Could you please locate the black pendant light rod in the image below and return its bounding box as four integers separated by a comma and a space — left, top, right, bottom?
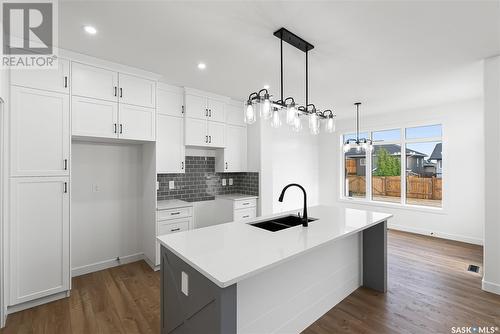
355, 102, 361, 142
306, 49, 308, 112
280, 34, 284, 104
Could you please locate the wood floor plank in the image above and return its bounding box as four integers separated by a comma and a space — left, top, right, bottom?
2, 230, 500, 334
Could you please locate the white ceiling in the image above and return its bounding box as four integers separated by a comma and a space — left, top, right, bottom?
59, 1, 500, 118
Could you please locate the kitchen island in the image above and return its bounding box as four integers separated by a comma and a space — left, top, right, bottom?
157, 205, 392, 334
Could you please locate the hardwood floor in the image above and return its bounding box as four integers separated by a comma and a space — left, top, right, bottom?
2, 230, 500, 334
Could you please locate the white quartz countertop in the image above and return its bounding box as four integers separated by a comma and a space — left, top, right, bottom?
215, 193, 258, 201
157, 205, 392, 288
157, 199, 192, 210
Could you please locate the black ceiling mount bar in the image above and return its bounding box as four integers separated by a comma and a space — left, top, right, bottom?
273, 28, 314, 53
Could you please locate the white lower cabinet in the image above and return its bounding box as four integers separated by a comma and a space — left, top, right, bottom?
9, 177, 70, 306
216, 196, 258, 223
157, 114, 185, 173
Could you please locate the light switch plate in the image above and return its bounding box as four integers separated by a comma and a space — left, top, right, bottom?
181, 271, 189, 296
229, 178, 233, 186
222, 179, 227, 186
169, 181, 175, 190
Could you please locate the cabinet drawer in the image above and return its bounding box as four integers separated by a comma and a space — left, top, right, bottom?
234, 207, 256, 222
157, 207, 192, 220
234, 198, 256, 210
158, 219, 189, 236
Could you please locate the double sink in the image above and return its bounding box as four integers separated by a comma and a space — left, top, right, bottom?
250, 215, 317, 232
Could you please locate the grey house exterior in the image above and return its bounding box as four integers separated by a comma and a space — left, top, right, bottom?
429, 143, 443, 177
345, 144, 427, 176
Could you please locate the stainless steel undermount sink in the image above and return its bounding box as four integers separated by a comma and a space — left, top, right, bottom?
250, 215, 317, 232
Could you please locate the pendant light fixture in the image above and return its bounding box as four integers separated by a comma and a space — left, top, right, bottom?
244, 28, 336, 135
343, 102, 372, 152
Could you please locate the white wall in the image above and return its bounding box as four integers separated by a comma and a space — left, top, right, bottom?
71, 141, 144, 276
319, 98, 484, 245
483, 55, 500, 295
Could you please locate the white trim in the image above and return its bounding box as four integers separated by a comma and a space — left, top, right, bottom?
6, 290, 69, 315
338, 198, 446, 215
482, 279, 500, 295
0, 97, 4, 328
388, 223, 482, 245
71, 253, 144, 277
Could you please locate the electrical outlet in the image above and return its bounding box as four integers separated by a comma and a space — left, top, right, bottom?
229, 178, 233, 186
181, 271, 189, 296
222, 179, 227, 186
169, 181, 175, 190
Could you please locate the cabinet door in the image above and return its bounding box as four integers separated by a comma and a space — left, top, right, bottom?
10, 86, 69, 176
11, 58, 70, 94
184, 94, 207, 120
157, 115, 185, 173
72, 62, 118, 102
208, 121, 225, 148
9, 177, 70, 305
207, 98, 225, 123
155, 217, 192, 266
72, 96, 118, 139
118, 73, 156, 108
226, 103, 245, 126
185, 118, 208, 147
118, 104, 155, 141
157, 86, 184, 117
225, 125, 247, 172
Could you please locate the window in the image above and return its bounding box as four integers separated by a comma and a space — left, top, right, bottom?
343, 125, 442, 208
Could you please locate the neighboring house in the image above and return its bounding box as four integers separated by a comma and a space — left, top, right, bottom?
345, 144, 427, 176
423, 160, 437, 176
429, 143, 443, 177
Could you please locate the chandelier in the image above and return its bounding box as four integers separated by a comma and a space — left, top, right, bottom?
343, 102, 373, 152
243, 28, 336, 135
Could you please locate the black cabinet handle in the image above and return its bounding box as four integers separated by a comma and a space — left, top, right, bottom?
205, 135, 208, 143
242, 215, 250, 218
170, 212, 181, 215
113, 123, 117, 133
225, 162, 228, 170
120, 124, 123, 134
64, 182, 68, 193
181, 105, 185, 114
170, 228, 181, 232
114, 86, 117, 97
120, 87, 123, 98
64, 76, 68, 88
181, 161, 184, 170
209, 109, 212, 117
64, 159, 68, 170
209, 135, 212, 143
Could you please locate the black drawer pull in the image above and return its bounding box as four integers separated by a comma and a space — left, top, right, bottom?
242, 215, 250, 218
170, 228, 181, 232
242, 202, 250, 205
170, 212, 181, 215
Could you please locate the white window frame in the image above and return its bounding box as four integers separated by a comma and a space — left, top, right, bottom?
340, 123, 444, 213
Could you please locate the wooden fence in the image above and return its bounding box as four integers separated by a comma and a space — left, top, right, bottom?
347, 175, 442, 200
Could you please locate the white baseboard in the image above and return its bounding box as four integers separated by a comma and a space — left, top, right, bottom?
388, 223, 483, 245
71, 253, 144, 277
7, 290, 69, 315
482, 279, 500, 295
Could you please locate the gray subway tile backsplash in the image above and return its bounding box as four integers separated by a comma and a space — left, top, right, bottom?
157, 156, 259, 202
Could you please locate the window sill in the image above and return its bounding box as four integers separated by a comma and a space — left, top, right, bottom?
338, 197, 447, 215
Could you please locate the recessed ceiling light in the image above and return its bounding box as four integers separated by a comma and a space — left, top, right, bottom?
197, 63, 206, 70
263, 84, 270, 89
83, 25, 97, 35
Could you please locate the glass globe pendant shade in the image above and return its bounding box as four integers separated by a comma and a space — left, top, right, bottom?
292, 113, 302, 132
260, 95, 272, 120
270, 108, 282, 128
286, 102, 297, 125
325, 116, 336, 133
244, 100, 256, 124
309, 112, 320, 135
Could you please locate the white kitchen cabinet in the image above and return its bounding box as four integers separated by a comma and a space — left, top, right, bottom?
118, 104, 155, 141
118, 73, 156, 108
9, 177, 70, 305
185, 118, 225, 148
72, 62, 118, 102
216, 125, 247, 172
185, 93, 226, 123
157, 114, 185, 173
226, 101, 245, 126
207, 98, 226, 123
72, 96, 118, 139
207, 121, 226, 147
10, 86, 70, 177
157, 84, 184, 117
216, 196, 258, 223
11, 58, 70, 94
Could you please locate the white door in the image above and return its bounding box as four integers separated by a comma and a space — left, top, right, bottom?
157, 86, 184, 117
10, 86, 69, 177
9, 177, 70, 305
225, 125, 247, 172
118, 104, 155, 141
208, 121, 225, 148
184, 94, 207, 120
11, 58, 70, 94
185, 118, 208, 147
157, 115, 185, 173
118, 73, 156, 108
226, 103, 245, 126
207, 98, 225, 123
72, 96, 118, 139
72, 62, 118, 102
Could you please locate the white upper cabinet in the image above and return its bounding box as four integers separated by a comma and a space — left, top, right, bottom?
72, 96, 118, 139
207, 121, 226, 148
185, 118, 208, 147
11, 58, 70, 94
226, 100, 245, 126
184, 94, 208, 120
118, 73, 156, 108
157, 114, 185, 173
9, 177, 70, 305
157, 83, 184, 117
10, 86, 70, 177
118, 104, 156, 141
207, 98, 225, 123
71, 62, 118, 102
216, 125, 247, 172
